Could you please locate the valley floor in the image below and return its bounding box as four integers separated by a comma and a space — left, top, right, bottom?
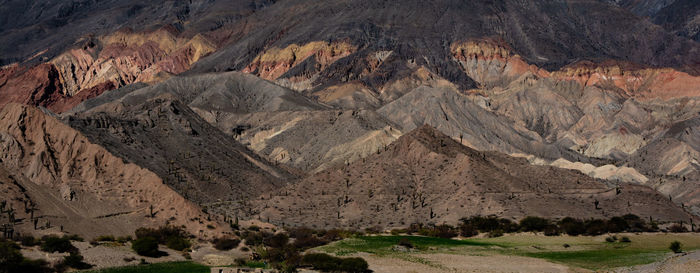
315, 233, 700, 273
15, 233, 700, 273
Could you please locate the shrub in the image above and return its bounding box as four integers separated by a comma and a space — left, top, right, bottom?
669, 241, 682, 253
95, 235, 115, 242
558, 217, 585, 236
301, 253, 368, 273
430, 224, 457, 238
0, 239, 52, 273
19, 235, 39, 247
243, 231, 265, 246
605, 236, 617, 243
265, 245, 301, 265
116, 236, 132, 244
166, 237, 191, 251
584, 219, 607, 236
213, 237, 241, 251
338, 257, 369, 273
487, 230, 504, 238
668, 224, 688, 233
460, 216, 517, 233
301, 253, 342, 271
292, 233, 326, 250
519, 216, 549, 232
62, 234, 84, 242
40, 236, 77, 253
620, 236, 631, 243
622, 214, 652, 232
289, 227, 315, 239
135, 226, 188, 244
61, 252, 93, 270
407, 223, 422, 234
607, 217, 629, 233
131, 237, 163, 257
264, 233, 289, 248
390, 229, 406, 235
465, 216, 500, 232
398, 238, 414, 248
544, 225, 560, 236
459, 223, 478, 237
364, 226, 382, 234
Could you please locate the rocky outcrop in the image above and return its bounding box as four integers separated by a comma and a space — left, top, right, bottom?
0, 103, 225, 238
451, 40, 549, 88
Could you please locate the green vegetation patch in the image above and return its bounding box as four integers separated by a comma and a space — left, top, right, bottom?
83, 261, 209, 273
319, 235, 500, 256
525, 249, 665, 270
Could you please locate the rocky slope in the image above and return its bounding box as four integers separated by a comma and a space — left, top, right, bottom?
64, 92, 291, 212
0, 103, 224, 238
611, 0, 700, 41
67, 72, 402, 173
254, 126, 694, 228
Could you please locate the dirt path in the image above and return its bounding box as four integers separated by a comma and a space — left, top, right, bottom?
614, 250, 700, 273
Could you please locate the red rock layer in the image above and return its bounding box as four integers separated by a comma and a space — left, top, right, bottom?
243, 41, 356, 81
0, 27, 216, 113
450, 40, 700, 101
0, 64, 64, 110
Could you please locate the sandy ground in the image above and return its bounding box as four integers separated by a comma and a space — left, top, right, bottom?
21, 241, 186, 269
19, 238, 255, 269
613, 250, 700, 273
356, 252, 588, 273
190, 242, 250, 266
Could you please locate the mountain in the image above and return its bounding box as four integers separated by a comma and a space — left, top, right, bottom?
254, 125, 693, 228
0, 103, 224, 238
63, 77, 295, 210
3, 0, 700, 113
1, 0, 699, 239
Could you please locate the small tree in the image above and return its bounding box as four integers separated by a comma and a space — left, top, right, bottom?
398, 238, 414, 248
40, 236, 77, 253
166, 237, 191, 251
519, 216, 549, 232
132, 237, 163, 257
61, 252, 93, 270
669, 241, 682, 253
213, 237, 241, 251
338, 257, 369, 273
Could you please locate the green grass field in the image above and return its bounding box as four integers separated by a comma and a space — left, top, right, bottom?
318, 235, 502, 256
317, 233, 700, 270
82, 261, 209, 273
